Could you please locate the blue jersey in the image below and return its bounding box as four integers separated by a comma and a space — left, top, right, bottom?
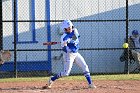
61, 28, 80, 53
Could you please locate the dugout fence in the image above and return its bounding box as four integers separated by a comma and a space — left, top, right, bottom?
0, 0, 140, 78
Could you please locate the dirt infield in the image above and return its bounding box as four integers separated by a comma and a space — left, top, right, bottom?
0, 80, 140, 93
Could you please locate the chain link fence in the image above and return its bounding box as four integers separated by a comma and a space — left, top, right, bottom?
0, 0, 140, 78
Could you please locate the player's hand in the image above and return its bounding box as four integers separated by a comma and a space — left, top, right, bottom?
63, 38, 71, 46
63, 41, 67, 46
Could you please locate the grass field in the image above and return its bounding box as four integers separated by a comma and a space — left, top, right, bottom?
0, 74, 139, 83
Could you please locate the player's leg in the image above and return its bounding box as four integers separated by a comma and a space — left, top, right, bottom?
47, 52, 76, 88
74, 53, 96, 88
61, 52, 77, 76
51, 52, 76, 79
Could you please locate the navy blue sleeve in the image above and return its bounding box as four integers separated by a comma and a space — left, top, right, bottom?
62, 46, 67, 53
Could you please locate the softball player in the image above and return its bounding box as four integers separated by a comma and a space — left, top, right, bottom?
47, 20, 96, 89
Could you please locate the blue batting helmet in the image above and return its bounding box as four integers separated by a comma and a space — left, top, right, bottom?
132, 30, 139, 35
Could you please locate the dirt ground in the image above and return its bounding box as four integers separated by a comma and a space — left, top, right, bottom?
0, 80, 140, 93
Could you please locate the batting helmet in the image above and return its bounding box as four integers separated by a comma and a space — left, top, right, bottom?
61, 20, 73, 30
132, 30, 139, 35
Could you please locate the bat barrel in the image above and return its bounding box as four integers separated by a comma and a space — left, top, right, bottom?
43, 42, 61, 45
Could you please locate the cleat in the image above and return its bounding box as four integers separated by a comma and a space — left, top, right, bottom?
48, 76, 53, 88
88, 84, 96, 89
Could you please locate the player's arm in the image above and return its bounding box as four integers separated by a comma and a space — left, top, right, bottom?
73, 28, 80, 38
61, 35, 69, 53
71, 28, 80, 45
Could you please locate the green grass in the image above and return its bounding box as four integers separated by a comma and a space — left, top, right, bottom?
0, 74, 139, 83
0, 77, 48, 83
64, 74, 140, 81
93, 74, 140, 80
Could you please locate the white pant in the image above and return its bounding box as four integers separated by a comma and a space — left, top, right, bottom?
60, 52, 90, 77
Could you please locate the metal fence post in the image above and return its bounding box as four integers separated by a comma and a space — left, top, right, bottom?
125, 0, 129, 74
0, 0, 3, 50
14, 0, 17, 78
